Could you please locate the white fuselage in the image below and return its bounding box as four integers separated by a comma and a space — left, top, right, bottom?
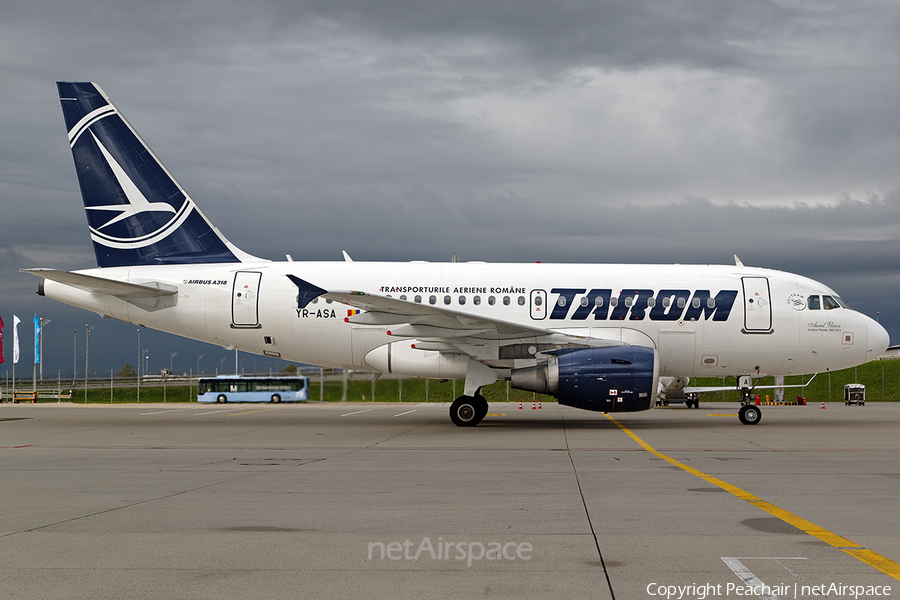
42, 260, 888, 380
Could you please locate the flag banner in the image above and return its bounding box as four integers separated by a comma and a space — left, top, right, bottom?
0, 315, 4, 364
34, 315, 41, 365
13, 315, 21, 364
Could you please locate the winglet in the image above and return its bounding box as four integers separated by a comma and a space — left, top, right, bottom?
287, 275, 328, 309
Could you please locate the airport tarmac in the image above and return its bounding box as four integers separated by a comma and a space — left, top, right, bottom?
1, 400, 898, 600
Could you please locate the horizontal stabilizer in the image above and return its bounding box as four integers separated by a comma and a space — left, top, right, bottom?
22, 269, 177, 297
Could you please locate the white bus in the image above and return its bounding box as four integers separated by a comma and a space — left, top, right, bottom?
197, 376, 309, 403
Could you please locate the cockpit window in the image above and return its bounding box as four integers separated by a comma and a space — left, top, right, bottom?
808, 295, 820, 310
834, 296, 851, 309
822, 295, 841, 310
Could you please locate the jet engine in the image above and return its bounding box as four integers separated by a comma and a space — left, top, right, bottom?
510, 346, 658, 413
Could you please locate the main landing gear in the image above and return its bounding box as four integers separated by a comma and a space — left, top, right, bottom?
738, 386, 762, 425
450, 393, 489, 427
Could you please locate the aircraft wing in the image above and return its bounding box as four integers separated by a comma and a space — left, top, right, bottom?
684, 374, 818, 394
288, 275, 623, 351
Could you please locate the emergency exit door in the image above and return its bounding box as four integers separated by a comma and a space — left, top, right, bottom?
232, 271, 262, 328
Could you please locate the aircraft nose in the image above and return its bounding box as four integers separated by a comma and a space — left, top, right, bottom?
867, 318, 890, 359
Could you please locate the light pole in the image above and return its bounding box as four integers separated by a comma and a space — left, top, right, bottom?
73, 330, 77, 381
39, 318, 50, 381
143, 351, 150, 379
220, 356, 226, 375
170, 352, 177, 374
197, 354, 204, 376
84, 324, 94, 402
136, 329, 141, 403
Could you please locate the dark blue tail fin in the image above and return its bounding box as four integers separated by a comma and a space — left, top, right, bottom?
57, 82, 254, 267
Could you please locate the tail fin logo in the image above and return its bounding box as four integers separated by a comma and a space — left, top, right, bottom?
69, 109, 194, 250
87, 132, 178, 230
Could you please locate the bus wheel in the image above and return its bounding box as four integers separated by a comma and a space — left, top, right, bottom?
217, 394, 227, 403
271, 394, 282, 403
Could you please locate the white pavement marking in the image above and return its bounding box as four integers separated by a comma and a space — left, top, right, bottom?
721, 557, 807, 600
340, 409, 372, 417
192, 408, 244, 416
392, 410, 416, 417
139, 409, 196, 415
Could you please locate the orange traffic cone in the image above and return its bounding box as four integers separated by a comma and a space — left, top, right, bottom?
537, 401, 542, 410
821, 401, 825, 409
518, 400, 523, 410
531, 401, 536, 410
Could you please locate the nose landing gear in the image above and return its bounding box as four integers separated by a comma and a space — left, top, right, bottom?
738, 386, 762, 425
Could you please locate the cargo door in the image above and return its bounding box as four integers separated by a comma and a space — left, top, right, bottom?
232, 271, 262, 328
658, 331, 696, 375
742, 276, 772, 332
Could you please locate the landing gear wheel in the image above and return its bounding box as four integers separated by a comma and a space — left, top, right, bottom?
450, 395, 483, 427
217, 394, 227, 404
738, 405, 761, 425
474, 394, 488, 422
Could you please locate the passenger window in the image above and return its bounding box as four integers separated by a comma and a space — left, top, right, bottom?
473, 296, 481, 306
458, 295, 466, 305
594, 296, 603, 308
580, 297, 589, 307
534, 296, 543, 306
444, 295, 451, 305
807, 295, 820, 310
662, 297, 671, 308
488, 296, 496, 306
503, 296, 510, 306
414, 295, 422, 303
647, 297, 655, 308
518, 296, 525, 306
677, 298, 686, 309
609, 297, 618, 307
429, 295, 437, 305
624, 296, 634, 308
400, 295, 407, 301
691, 298, 700, 309
557, 296, 566, 307
706, 298, 715, 309
823, 295, 840, 310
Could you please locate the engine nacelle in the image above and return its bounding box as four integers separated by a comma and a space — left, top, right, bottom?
511, 346, 659, 413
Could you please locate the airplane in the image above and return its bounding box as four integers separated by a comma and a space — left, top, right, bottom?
23, 81, 890, 427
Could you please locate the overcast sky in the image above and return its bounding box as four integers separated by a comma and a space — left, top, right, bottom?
2, 0, 899, 378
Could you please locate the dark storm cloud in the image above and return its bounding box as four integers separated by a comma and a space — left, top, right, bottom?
2, 0, 900, 373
